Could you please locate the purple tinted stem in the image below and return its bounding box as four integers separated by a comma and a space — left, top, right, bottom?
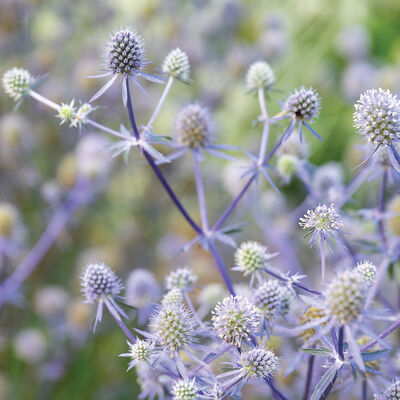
125, 79, 202, 234
105, 300, 136, 343
360, 317, 400, 352
378, 168, 388, 250
302, 354, 315, 400
338, 326, 344, 361
192, 152, 209, 231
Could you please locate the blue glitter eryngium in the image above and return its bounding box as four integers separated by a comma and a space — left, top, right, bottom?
375, 380, 400, 400
2, 68, 33, 101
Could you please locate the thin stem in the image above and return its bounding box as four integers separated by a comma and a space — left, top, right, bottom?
338, 326, 344, 361
321, 372, 338, 400
320, 237, 326, 290
257, 88, 270, 164
147, 76, 174, 128
0, 186, 88, 308
183, 290, 204, 327
360, 317, 400, 352
189, 344, 231, 376
105, 300, 136, 343
365, 257, 390, 309
362, 379, 367, 400
208, 240, 235, 296
192, 152, 209, 231
377, 167, 388, 251
125, 78, 202, 234
265, 130, 287, 163
29, 90, 60, 111
302, 354, 315, 400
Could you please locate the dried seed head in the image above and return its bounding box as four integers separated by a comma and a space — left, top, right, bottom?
2, 68, 33, 101
172, 379, 199, 400
175, 103, 213, 148
354, 88, 400, 147
239, 347, 280, 380
165, 267, 197, 291
104, 28, 145, 76
285, 87, 321, 122
354, 261, 377, 287
162, 48, 190, 80
212, 295, 260, 346
325, 270, 366, 324
81, 263, 123, 303
246, 61, 275, 91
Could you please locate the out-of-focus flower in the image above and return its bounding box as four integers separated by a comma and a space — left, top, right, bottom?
126, 269, 161, 308
165, 267, 197, 291
354, 261, 377, 287
162, 48, 190, 81
245, 61, 275, 92
388, 195, 400, 236
335, 25, 370, 61
34, 285, 70, 319
14, 329, 46, 363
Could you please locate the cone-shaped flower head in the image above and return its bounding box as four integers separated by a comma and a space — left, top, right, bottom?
285, 87, 321, 122
162, 48, 190, 80
376, 380, 400, 400
172, 379, 199, 400
354, 88, 400, 147
81, 263, 123, 303
325, 270, 366, 325
254, 280, 281, 320
175, 103, 213, 148
165, 267, 197, 291
246, 61, 275, 91
354, 261, 377, 287
104, 28, 145, 76
239, 347, 280, 381
151, 305, 196, 353
2, 68, 33, 101
212, 295, 260, 346
161, 288, 183, 307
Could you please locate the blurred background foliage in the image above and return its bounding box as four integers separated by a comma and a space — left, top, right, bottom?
1, 0, 400, 399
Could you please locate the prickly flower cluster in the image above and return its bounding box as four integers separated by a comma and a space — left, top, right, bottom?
285, 86, 321, 122
212, 295, 260, 346
2, 68, 32, 101
175, 103, 213, 148
354, 260, 377, 287
325, 269, 366, 324
165, 267, 197, 290
376, 380, 400, 400
245, 61, 275, 92
238, 347, 280, 381
57, 100, 77, 126
81, 263, 124, 303
162, 48, 190, 81
172, 379, 198, 400
161, 288, 183, 307
253, 280, 282, 319
354, 88, 400, 147
120, 339, 154, 370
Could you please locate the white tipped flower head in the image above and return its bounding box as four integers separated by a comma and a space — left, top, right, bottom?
233, 241, 278, 280
165, 267, 197, 291
299, 203, 343, 245
254, 280, 281, 320
354, 88, 400, 147
238, 347, 280, 381
104, 28, 145, 77
376, 380, 400, 400
151, 305, 196, 353
57, 100, 77, 126
162, 48, 190, 81
2, 68, 33, 101
285, 87, 321, 122
212, 295, 260, 346
175, 103, 213, 148
81, 263, 123, 303
354, 261, 377, 287
161, 288, 183, 307
325, 270, 366, 325
172, 378, 199, 400
246, 61, 275, 92
74, 103, 93, 127
120, 339, 154, 370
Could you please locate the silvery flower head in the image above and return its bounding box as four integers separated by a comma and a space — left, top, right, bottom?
175, 103, 213, 149
299, 203, 343, 245
151, 304, 196, 353
353, 88, 400, 171
212, 295, 260, 347
120, 339, 154, 371
161, 288, 183, 307
162, 48, 190, 81
325, 269, 366, 325
283, 87, 322, 141
2, 68, 33, 101
253, 280, 281, 320
312, 162, 344, 202
232, 241, 278, 284
89, 27, 163, 103
57, 100, 77, 127
245, 61, 275, 92
375, 380, 400, 400
172, 379, 199, 400
354, 260, 377, 287
165, 267, 197, 291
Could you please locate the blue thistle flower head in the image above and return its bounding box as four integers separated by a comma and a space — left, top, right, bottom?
375, 380, 400, 400
165, 267, 197, 291
238, 347, 280, 381
253, 280, 282, 320
161, 288, 183, 307
162, 48, 190, 81
354, 260, 377, 287
120, 339, 155, 371
172, 378, 199, 400
285, 87, 321, 123
2, 68, 33, 101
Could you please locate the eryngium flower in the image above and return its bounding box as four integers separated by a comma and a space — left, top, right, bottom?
104, 28, 145, 76
299, 203, 343, 244
376, 380, 400, 400
246, 61, 275, 92
354, 88, 400, 147
233, 241, 278, 279
175, 103, 213, 148
161, 288, 183, 307
172, 379, 198, 400
325, 270, 366, 325
254, 280, 281, 320
126, 269, 160, 308
165, 267, 197, 291
212, 295, 260, 346
285, 87, 321, 122
238, 347, 280, 381
57, 100, 77, 126
162, 48, 190, 81
151, 305, 196, 353
81, 263, 123, 303
354, 261, 377, 287
2, 68, 33, 101
120, 339, 154, 370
